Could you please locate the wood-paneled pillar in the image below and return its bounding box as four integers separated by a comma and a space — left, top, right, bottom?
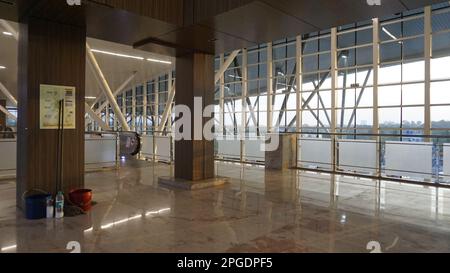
175, 52, 215, 181
16, 17, 86, 209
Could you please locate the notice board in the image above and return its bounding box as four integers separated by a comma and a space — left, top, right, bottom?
40, 84, 76, 129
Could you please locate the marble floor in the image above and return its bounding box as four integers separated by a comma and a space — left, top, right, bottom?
1, 160, 450, 253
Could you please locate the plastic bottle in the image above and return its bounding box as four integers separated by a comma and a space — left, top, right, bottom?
46, 196, 54, 218
55, 191, 64, 219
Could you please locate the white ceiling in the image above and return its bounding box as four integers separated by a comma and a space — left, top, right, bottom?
0, 20, 175, 107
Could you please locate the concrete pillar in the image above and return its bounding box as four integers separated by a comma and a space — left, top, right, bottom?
265, 134, 297, 170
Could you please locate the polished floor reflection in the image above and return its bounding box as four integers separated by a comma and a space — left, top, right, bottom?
1, 160, 450, 253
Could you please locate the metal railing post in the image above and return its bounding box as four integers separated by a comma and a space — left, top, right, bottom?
153, 133, 156, 163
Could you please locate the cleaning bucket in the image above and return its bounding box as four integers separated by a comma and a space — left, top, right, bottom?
25, 194, 52, 220
69, 189, 93, 212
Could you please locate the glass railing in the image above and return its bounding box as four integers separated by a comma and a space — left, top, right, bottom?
0, 131, 120, 179
214, 135, 266, 163
140, 131, 173, 163
296, 132, 450, 185
73, 129, 450, 186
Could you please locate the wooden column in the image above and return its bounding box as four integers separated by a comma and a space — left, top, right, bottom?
16, 17, 86, 208
175, 52, 215, 181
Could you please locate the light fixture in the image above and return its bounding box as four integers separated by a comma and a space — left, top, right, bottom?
0, 66, 6, 69
90, 49, 144, 60
146, 58, 172, 65
2, 31, 13, 36
90, 48, 172, 64
85, 96, 96, 100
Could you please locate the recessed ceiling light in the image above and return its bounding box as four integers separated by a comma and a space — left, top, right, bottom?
0, 66, 6, 69
90, 49, 171, 64
2, 31, 13, 36
146, 58, 171, 65
90, 49, 144, 60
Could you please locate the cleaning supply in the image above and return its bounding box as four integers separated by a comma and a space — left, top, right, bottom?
46, 195, 54, 218
55, 191, 64, 219
25, 194, 52, 220
69, 189, 93, 212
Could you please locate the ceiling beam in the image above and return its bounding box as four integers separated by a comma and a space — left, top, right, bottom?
86, 42, 131, 131
215, 50, 240, 84
0, 81, 17, 107
0, 104, 16, 121
85, 102, 110, 131
0, 19, 18, 40
92, 71, 138, 115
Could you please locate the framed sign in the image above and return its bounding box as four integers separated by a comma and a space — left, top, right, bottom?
40, 84, 76, 129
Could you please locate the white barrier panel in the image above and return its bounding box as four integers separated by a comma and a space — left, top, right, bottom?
216, 137, 241, 160
299, 138, 332, 169
141, 135, 172, 162
338, 139, 377, 174
444, 144, 450, 179
243, 138, 265, 161
85, 136, 116, 165
385, 141, 432, 180
155, 136, 171, 162
0, 139, 16, 178
1, 136, 117, 178
141, 135, 154, 156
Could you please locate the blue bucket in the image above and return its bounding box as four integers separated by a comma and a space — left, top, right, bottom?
25, 194, 51, 220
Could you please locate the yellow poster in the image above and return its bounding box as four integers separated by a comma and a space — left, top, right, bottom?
40, 84, 76, 129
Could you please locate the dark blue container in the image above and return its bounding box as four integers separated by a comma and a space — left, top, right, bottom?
25, 194, 51, 220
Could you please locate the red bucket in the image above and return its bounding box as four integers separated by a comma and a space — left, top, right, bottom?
69, 189, 93, 212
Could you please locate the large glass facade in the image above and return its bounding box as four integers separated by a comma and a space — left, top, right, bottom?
212, 3, 450, 140
85, 3, 450, 183
87, 3, 450, 137
88, 70, 175, 134
87, 3, 450, 138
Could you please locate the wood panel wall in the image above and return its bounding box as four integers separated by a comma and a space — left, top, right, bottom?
16, 17, 86, 208
91, 0, 184, 26
192, 0, 253, 23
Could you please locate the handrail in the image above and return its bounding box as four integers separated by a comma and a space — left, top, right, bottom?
0, 131, 121, 179
85, 131, 119, 136
0, 131, 121, 135
212, 131, 450, 139
289, 131, 450, 139
140, 130, 170, 133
